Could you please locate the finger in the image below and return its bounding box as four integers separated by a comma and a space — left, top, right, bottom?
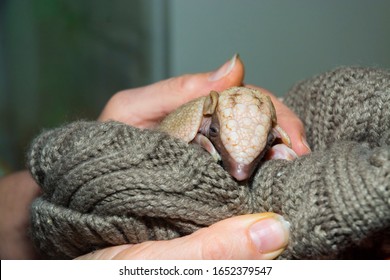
0, 171, 41, 259
98, 54, 244, 127
76, 213, 290, 260
143, 53, 245, 114
246, 85, 311, 156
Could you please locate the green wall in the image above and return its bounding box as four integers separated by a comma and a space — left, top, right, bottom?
169, 0, 390, 95
0, 0, 156, 171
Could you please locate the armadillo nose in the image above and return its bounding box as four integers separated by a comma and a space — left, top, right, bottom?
228, 163, 252, 181
231, 171, 249, 181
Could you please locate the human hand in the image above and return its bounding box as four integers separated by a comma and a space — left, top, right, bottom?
99, 54, 310, 156
0, 170, 41, 259
77, 213, 290, 260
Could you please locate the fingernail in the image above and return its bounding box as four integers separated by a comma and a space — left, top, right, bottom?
249, 215, 290, 254
209, 54, 238, 81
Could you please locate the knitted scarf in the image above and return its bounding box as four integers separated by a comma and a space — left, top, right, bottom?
28, 66, 390, 259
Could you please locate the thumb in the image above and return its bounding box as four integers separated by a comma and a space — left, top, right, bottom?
164, 53, 245, 107
98, 54, 244, 127
76, 213, 290, 260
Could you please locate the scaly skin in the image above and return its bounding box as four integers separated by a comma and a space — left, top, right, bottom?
158, 97, 206, 143
159, 87, 294, 181
216, 87, 275, 165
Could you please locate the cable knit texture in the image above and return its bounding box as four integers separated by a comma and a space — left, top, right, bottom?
28, 66, 390, 259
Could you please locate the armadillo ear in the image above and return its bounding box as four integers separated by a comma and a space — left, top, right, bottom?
203, 90, 219, 115
266, 95, 277, 125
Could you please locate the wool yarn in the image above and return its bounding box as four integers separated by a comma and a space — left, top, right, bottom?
28, 67, 390, 259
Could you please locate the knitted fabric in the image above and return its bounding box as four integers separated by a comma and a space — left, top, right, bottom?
28, 66, 390, 259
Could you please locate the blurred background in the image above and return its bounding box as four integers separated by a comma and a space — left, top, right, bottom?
1, 0, 390, 174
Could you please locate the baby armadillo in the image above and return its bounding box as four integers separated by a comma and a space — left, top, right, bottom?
159, 87, 295, 181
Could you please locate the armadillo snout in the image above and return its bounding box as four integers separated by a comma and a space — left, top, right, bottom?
222, 159, 258, 181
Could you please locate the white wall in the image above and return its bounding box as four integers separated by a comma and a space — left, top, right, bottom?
168, 0, 390, 95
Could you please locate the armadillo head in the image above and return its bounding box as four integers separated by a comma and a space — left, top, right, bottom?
203, 87, 277, 181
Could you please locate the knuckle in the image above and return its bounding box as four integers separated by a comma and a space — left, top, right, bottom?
104, 91, 124, 111
165, 75, 189, 92
170, 74, 200, 97
201, 235, 234, 260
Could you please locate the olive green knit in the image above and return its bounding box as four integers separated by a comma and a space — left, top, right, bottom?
28, 66, 390, 259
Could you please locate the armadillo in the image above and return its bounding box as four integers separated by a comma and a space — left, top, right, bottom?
158, 87, 295, 181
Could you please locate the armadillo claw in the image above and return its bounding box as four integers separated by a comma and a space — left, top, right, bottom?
192, 133, 221, 162
272, 125, 292, 148
265, 144, 297, 161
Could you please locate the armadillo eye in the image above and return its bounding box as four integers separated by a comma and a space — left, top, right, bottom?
267, 133, 276, 145
209, 124, 219, 137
